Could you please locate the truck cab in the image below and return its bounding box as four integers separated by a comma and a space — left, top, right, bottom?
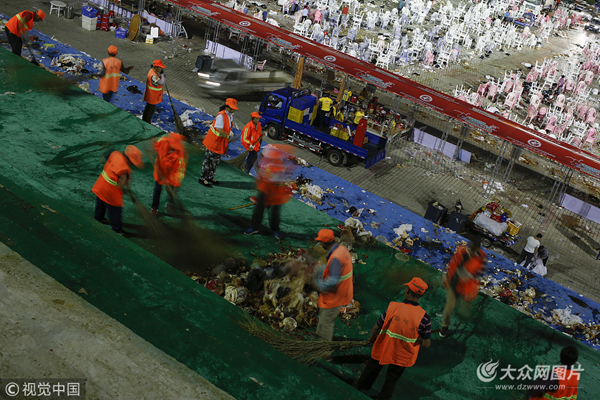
259, 88, 387, 168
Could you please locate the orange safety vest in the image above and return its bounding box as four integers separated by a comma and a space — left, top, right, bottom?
318, 245, 353, 309
241, 120, 262, 151
99, 57, 123, 94
153, 133, 187, 187
446, 246, 486, 302
143, 68, 163, 105
6, 11, 34, 37
529, 367, 579, 400
255, 158, 292, 206
203, 110, 232, 155
92, 151, 131, 207
371, 302, 426, 367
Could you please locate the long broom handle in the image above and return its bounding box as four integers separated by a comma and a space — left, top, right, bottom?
228, 203, 255, 211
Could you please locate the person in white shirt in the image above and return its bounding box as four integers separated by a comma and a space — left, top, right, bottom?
517, 233, 542, 269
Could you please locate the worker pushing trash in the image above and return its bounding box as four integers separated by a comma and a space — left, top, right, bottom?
92, 146, 144, 237
313, 229, 354, 353
151, 132, 188, 216
4, 9, 45, 57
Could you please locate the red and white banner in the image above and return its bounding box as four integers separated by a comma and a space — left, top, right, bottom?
168, 0, 600, 179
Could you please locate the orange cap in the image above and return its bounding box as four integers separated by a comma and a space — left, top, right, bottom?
250, 111, 261, 119
404, 277, 428, 295
225, 98, 239, 110
124, 145, 144, 168
108, 45, 118, 55
37, 9, 46, 21
315, 229, 335, 243
152, 59, 166, 68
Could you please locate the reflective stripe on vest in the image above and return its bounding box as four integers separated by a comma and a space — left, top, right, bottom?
210, 125, 230, 138
102, 170, 119, 186
542, 394, 577, 400
339, 270, 353, 282
379, 329, 418, 343
105, 73, 121, 79
16, 14, 25, 30
147, 83, 163, 91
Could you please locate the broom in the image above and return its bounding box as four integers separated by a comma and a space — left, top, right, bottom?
239, 314, 369, 365
164, 83, 186, 134
225, 138, 261, 170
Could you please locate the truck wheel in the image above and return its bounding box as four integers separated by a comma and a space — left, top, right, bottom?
327, 149, 344, 166
265, 124, 282, 140
481, 238, 492, 248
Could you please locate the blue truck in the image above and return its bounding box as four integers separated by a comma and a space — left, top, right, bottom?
258, 87, 387, 168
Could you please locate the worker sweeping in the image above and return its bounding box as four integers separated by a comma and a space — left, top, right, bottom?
241, 112, 263, 173
4, 9, 45, 56
142, 60, 166, 124
526, 346, 580, 400
439, 239, 486, 338
99, 45, 133, 104
244, 145, 295, 240
198, 98, 238, 187
151, 132, 188, 216
355, 277, 431, 400
313, 229, 353, 348
92, 146, 144, 237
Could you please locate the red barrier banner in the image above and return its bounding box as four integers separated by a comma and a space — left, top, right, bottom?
167, 0, 600, 180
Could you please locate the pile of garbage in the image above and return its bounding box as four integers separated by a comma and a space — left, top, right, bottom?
479, 268, 600, 345
188, 242, 361, 333
50, 54, 89, 75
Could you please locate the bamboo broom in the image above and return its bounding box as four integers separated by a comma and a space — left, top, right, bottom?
239, 314, 369, 365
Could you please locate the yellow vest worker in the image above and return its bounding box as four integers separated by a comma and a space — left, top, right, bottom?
354, 109, 365, 124
319, 96, 333, 111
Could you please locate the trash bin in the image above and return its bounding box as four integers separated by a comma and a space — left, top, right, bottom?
424, 201, 447, 224
445, 211, 469, 233
65, 6, 75, 19
195, 55, 213, 71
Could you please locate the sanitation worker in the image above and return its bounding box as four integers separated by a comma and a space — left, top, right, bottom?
244, 145, 294, 240
99, 45, 133, 103
355, 277, 431, 400
151, 133, 188, 216
198, 98, 238, 187
313, 229, 353, 345
526, 346, 580, 400
4, 9, 45, 56
92, 146, 144, 237
142, 60, 166, 124
241, 112, 263, 173
439, 239, 486, 338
